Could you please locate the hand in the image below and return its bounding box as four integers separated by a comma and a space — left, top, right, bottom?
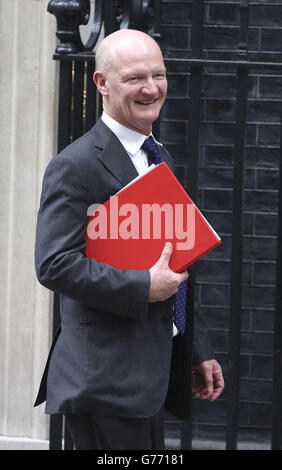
149, 242, 188, 302
192, 359, 224, 402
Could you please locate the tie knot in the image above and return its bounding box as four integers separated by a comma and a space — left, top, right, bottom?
141, 137, 163, 166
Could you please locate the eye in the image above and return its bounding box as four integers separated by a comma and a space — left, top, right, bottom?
154, 73, 166, 79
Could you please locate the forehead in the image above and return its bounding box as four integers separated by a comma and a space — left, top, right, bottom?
110, 42, 165, 76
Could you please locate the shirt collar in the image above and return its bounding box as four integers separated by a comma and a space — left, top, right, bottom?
101, 111, 162, 156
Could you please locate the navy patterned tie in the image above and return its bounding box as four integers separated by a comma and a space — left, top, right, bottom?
141, 136, 187, 335
141, 136, 163, 166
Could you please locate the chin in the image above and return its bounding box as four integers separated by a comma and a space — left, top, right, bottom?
138, 111, 160, 126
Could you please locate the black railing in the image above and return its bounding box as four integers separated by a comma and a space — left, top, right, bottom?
46, 0, 282, 450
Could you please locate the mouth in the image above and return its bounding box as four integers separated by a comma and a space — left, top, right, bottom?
135, 98, 158, 105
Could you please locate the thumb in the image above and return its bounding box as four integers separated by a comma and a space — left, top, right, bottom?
157, 242, 173, 267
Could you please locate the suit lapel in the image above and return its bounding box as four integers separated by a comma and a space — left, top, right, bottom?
92, 119, 139, 188
90, 119, 173, 187
159, 145, 174, 171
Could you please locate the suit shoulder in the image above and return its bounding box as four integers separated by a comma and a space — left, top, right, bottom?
44, 125, 105, 176
58, 128, 99, 165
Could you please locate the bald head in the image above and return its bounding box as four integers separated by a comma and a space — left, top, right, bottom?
93, 28, 167, 135
95, 29, 163, 76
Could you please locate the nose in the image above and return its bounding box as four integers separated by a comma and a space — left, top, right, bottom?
141, 77, 158, 95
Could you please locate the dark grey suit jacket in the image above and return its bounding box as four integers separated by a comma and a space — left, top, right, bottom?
34, 119, 214, 419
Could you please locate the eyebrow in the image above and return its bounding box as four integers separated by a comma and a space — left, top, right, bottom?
123, 67, 167, 77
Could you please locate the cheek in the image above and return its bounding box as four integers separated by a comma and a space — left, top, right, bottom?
161, 82, 168, 98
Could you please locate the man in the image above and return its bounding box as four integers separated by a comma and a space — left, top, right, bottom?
34, 29, 224, 450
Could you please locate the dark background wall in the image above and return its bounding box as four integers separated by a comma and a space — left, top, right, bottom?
159, 0, 281, 444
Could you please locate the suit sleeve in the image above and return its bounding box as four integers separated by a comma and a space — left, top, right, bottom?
192, 313, 215, 365
35, 153, 150, 319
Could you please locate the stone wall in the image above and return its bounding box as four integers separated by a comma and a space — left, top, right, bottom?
0, 0, 57, 443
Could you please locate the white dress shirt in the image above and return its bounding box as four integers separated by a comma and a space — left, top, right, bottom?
101, 112, 179, 337
101, 111, 161, 175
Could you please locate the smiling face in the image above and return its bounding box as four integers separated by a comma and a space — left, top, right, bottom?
94, 31, 167, 135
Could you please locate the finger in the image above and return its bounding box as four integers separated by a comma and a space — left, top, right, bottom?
209, 388, 223, 401
201, 370, 224, 400
209, 385, 224, 401
192, 383, 203, 393
193, 375, 211, 399
179, 269, 189, 279
200, 371, 214, 399
209, 372, 225, 401
192, 372, 203, 393
178, 269, 189, 283
158, 242, 173, 267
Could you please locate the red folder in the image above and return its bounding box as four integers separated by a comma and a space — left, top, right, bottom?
85, 162, 221, 272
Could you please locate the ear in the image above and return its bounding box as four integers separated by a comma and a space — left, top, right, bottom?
93, 71, 109, 96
